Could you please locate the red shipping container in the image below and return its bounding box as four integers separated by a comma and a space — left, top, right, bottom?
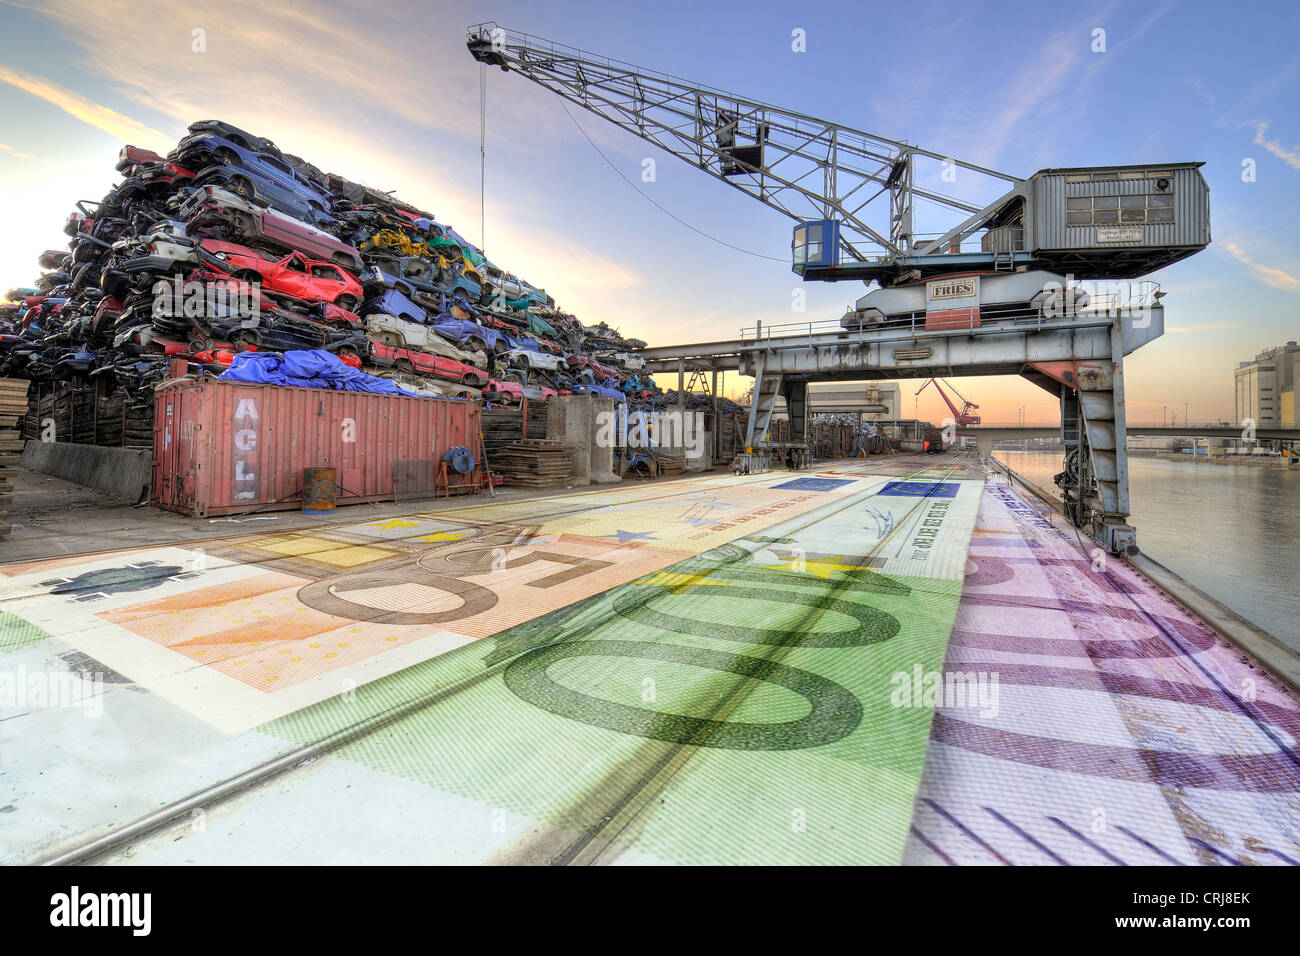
152, 378, 481, 517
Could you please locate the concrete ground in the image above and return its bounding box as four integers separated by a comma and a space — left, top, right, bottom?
2, 453, 1297, 866
0, 462, 707, 564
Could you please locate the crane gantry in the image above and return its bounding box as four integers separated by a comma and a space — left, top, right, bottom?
466, 22, 1212, 555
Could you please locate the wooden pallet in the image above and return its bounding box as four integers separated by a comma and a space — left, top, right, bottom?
0, 437, 17, 537
494, 439, 572, 488
0, 379, 29, 406
656, 453, 686, 477
1, 379, 30, 474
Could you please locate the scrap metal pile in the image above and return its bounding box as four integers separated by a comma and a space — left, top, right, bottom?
0, 119, 658, 441
811, 412, 896, 455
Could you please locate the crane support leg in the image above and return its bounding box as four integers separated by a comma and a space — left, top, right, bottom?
1054, 321, 1137, 555
736, 357, 812, 472
745, 357, 782, 452
782, 379, 808, 443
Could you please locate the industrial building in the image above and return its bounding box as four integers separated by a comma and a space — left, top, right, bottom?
807, 381, 900, 417
1235, 341, 1300, 427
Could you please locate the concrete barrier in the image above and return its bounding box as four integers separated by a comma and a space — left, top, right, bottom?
546, 395, 593, 487
546, 395, 623, 485
20, 440, 151, 501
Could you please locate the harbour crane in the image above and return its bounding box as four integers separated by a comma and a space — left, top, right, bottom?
467, 22, 1206, 286
915, 378, 981, 426
466, 22, 1211, 555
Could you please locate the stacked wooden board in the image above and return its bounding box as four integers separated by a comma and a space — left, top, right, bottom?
494, 439, 572, 488
20, 382, 153, 447
656, 452, 686, 477
482, 404, 550, 465
1, 378, 29, 537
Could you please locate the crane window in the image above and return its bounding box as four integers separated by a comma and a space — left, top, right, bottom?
806, 224, 822, 262
1067, 169, 1174, 183
793, 224, 822, 265
1066, 189, 1175, 227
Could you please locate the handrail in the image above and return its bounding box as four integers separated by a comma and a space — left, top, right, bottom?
736, 312, 1123, 346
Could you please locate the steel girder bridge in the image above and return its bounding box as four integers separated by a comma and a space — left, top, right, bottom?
640, 304, 1159, 553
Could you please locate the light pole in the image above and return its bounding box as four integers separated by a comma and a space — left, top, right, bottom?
1185, 402, 1190, 426
1163, 405, 1167, 427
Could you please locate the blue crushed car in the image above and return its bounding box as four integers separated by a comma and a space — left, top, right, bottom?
429, 314, 504, 354
363, 267, 445, 315
176, 133, 334, 227
361, 287, 428, 324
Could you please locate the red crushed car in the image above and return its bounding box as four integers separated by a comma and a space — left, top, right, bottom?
483, 379, 561, 404
117, 145, 195, 188
367, 341, 486, 387
181, 185, 364, 272
116, 145, 167, 172
197, 239, 362, 308
566, 354, 618, 379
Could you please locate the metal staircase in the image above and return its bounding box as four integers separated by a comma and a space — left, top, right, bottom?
745, 359, 782, 451
1055, 321, 1136, 554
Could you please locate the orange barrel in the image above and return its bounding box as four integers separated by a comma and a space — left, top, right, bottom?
302, 467, 338, 514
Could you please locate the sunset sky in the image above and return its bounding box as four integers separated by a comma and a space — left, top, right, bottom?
0, 0, 1296, 424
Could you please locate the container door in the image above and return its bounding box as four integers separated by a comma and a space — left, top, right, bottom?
152, 390, 179, 508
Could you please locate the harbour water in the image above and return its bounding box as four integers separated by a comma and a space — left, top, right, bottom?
993, 450, 1300, 651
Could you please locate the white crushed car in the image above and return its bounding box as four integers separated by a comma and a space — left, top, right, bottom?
363, 313, 488, 369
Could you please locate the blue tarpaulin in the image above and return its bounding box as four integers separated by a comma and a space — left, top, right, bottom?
219, 350, 423, 396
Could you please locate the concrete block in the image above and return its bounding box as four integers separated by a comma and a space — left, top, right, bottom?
20, 440, 151, 501
547, 396, 592, 486
588, 397, 617, 483
686, 429, 712, 471
546, 395, 621, 485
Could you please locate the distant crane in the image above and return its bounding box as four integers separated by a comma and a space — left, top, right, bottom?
914, 378, 981, 425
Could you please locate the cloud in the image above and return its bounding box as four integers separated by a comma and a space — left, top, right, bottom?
1166, 321, 1236, 334
23, 1, 509, 147
0, 64, 171, 147
1221, 241, 1300, 292
1112, 0, 1178, 53
1252, 122, 1300, 171
0, 140, 34, 159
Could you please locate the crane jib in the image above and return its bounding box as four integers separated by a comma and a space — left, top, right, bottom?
466, 22, 1208, 285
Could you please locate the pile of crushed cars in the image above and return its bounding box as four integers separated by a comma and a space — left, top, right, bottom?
0, 119, 658, 410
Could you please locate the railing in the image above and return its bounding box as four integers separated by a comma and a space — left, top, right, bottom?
738, 306, 1121, 345
737, 278, 1164, 345
738, 317, 845, 344
964, 421, 1247, 429
1076, 280, 1163, 315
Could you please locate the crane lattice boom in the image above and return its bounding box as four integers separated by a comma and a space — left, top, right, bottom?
467, 22, 1022, 281
467, 23, 1208, 284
